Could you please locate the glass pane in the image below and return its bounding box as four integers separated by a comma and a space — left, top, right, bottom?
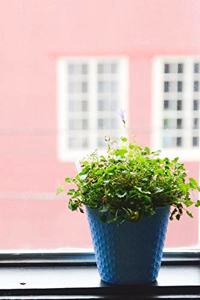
68, 136, 88, 148
164, 63, 178, 73
97, 63, 110, 74
193, 99, 199, 111
194, 81, 199, 92
193, 118, 199, 129
81, 64, 88, 74
177, 100, 182, 110
68, 63, 85, 75
162, 136, 174, 148
164, 63, 170, 73
82, 100, 88, 111
111, 81, 118, 93
68, 119, 88, 130
163, 118, 176, 129
177, 63, 184, 73
111, 63, 118, 73
164, 81, 170, 92
194, 63, 200, 73
193, 136, 199, 147
97, 136, 106, 148
69, 100, 88, 112
176, 118, 183, 129
163, 100, 169, 110
177, 81, 183, 92
176, 137, 182, 147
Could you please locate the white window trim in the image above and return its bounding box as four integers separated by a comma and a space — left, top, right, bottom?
57, 56, 129, 162
152, 56, 200, 161
199, 169, 200, 246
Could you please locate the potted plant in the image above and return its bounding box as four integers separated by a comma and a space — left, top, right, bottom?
57, 137, 200, 285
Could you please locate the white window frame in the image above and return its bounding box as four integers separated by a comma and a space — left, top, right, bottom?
57, 56, 129, 161
152, 56, 200, 161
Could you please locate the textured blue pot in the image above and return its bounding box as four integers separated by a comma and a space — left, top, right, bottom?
86, 206, 169, 285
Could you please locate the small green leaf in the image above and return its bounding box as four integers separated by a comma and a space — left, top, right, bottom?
56, 185, 65, 195
65, 177, 72, 183
120, 137, 128, 142
189, 177, 198, 189
143, 147, 150, 154
195, 200, 200, 207
184, 199, 194, 207
172, 157, 179, 163
68, 200, 79, 211
186, 210, 193, 218
115, 148, 127, 157
68, 189, 76, 195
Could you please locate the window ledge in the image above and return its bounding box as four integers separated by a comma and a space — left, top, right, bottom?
0, 253, 199, 299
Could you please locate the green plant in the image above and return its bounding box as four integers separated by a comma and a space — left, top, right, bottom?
57, 137, 200, 223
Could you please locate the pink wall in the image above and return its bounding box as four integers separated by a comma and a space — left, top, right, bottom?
0, 0, 199, 249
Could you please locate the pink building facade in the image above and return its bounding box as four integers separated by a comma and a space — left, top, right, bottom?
0, 0, 199, 250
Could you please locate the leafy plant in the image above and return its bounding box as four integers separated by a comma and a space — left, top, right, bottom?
57, 137, 200, 223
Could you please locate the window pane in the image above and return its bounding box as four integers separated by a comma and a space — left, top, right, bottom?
177, 100, 182, 110
82, 64, 88, 74
164, 63, 170, 73
68, 136, 89, 148
194, 81, 199, 92
176, 137, 182, 147
193, 136, 199, 147
163, 100, 169, 110
69, 100, 88, 112
177, 118, 183, 129
177, 63, 184, 73
193, 118, 199, 129
194, 63, 200, 73
162, 136, 174, 148
177, 81, 183, 92
68, 119, 88, 130
193, 99, 199, 111
111, 63, 118, 73
164, 81, 170, 92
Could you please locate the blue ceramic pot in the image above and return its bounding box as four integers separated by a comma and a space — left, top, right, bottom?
86, 206, 169, 285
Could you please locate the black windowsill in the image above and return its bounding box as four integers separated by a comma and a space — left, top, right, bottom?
0, 252, 199, 299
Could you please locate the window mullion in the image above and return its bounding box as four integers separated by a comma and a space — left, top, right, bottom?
57, 58, 69, 161
89, 58, 98, 150
119, 57, 129, 136
183, 58, 193, 149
